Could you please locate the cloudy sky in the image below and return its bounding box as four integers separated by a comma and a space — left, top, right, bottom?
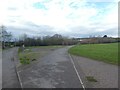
0, 0, 118, 38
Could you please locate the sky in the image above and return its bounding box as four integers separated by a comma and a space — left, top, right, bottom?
0, 0, 119, 38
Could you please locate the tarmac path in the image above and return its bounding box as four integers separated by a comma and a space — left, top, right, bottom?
18, 46, 84, 88
2, 48, 21, 88
1, 46, 118, 89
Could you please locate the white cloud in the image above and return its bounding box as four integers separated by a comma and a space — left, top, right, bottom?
0, 0, 119, 37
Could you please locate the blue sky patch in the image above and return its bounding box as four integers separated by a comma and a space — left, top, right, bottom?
33, 2, 47, 10
86, 2, 114, 9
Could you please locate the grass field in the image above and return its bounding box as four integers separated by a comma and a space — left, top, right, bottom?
68, 43, 118, 65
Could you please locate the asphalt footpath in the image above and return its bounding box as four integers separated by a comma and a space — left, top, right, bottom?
17, 47, 84, 88
2, 48, 21, 88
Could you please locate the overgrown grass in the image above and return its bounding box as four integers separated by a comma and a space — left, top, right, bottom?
19, 51, 41, 64
26, 45, 63, 49
68, 43, 118, 65
18, 45, 64, 64
18, 47, 42, 64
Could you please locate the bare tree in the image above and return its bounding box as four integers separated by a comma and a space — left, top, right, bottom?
0, 25, 8, 48
0, 25, 13, 48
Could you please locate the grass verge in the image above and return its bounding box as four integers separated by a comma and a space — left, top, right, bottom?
68, 43, 118, 65
18, 47, 40, 64
18, 45, 64, 64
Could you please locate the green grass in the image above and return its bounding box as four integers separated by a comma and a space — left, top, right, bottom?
19, 52, 41, 61
26, 45, 63, 49
18, 45, 64, 64
86, 76, 98, 82
18, 48, 41, 64
68, 43, 118, 65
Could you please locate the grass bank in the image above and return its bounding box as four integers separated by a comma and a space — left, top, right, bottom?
68, 43, 118, 65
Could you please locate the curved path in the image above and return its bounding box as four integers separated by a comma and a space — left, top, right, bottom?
18, 47, 84, 88
2, 46, 119, 89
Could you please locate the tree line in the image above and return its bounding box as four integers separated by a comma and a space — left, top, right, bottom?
0, 25, 119, 49
0, 25, 78, 48
16, 33, 78, 47
79, 35, 120, 44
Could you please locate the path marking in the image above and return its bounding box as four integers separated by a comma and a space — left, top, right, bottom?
17, 71, 23, 89
13, 57, 23, 89
69, 54, 85, 90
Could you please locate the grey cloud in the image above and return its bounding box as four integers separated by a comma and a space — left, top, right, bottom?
68, 26, 118, 38
6, 22, 118, 38
23, 22, 40, 28
93, 27, 118, 36
37, 25, 56, 36
23, 21, 54, 30
69, 26, 91, 34
6, 24, 56, 37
